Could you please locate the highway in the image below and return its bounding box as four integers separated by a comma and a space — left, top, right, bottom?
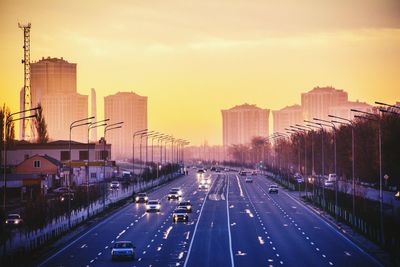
38, 171, 382, 267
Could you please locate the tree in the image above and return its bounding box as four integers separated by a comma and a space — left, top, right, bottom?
34, 103, 49, 143
0, 104, 15, 165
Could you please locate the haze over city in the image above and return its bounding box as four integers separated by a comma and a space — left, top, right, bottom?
1, 0, 399, 145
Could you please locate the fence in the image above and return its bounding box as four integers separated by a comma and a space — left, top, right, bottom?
0, 172, 181, 261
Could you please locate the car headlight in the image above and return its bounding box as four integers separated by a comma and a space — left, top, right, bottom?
156, 204, 161, 209
135, 197, 139, 201
187, 206, 191, 209
61, 197, 65, 201
145, 197, 148, 200
14, 220, 20, 224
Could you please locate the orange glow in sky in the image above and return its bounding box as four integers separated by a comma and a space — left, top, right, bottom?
0, 0, 399, 145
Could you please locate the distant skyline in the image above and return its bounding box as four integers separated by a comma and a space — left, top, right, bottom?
1, 0, 399, 145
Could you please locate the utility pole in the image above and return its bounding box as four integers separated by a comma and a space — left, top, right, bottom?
18, 22, 33, 140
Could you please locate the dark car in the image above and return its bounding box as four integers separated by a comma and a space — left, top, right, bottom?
172, 208, 189, 222
111, 241, 136, 261
60, 192, 74, 202
178, 201, 192, 213
135, 193, 148, 203
5, 214, 23, 227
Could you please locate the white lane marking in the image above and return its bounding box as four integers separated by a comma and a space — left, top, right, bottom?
245, 209, 254, 218
183, 179, 215, 267
258, 236, 265, 245
270, 180, 381, 266
178, 252, 184, 259
163, 226, 173, 239
226, 175, 235, 267
80, 244, 87, 249
236, 251, 247, 256
236, 175, 244, 197
157, 246, 162, 251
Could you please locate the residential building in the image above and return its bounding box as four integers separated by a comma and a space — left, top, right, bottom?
221, 104, 269, 147
104, 91, 147, 159
328, 100, 373, 121
90, 88, 97, 142
272, 104, 303, 134
20, 57, 89, 142
301, 86, 348, 121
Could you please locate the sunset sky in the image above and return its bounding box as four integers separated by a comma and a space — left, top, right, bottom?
0, 0, 399, 145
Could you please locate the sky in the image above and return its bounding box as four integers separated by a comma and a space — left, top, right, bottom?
0, 0, 399, 145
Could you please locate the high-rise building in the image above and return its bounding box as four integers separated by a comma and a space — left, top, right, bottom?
301, 86, 348, 121
104, 91, 147, 159
21, 57, 89, 142
90, 88, 97, 142
221, 104, 269, 147
328, 100, 373, 121
272, 104, 302, 134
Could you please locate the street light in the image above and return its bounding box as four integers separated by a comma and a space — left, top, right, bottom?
329, 114, 356, 220
102, 122, 123, 209
132, 128, 148, 182
68, 116, 94, 227
3, 107, 39, 211
86, 119, 108, 218
315, 118, 339, 220
352, 108, 384, 244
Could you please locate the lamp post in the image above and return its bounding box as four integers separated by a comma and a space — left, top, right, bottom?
329, 115, 356, 221
132, 129, 148, 185
315, 118, 338, 220
151, 133, 164, 164
102, 122, 123, 209
296, 124, 313, 198
305, 120, 326, 204
86, 119, 108, 218
68, 116, 94, 227
352, 108, 384, 244
3, 107, 39, 211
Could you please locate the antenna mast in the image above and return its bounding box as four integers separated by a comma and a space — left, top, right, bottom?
18, 22, 32, 140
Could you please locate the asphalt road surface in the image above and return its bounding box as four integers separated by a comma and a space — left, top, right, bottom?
38, 171, 382, 267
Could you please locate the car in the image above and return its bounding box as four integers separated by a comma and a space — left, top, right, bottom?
215, 168, 221, 173
146, 200, 161, 212
245, 177, 253, 183
324, 180, 334, 187
239, 170, 247, 176
111, 241, 136, 261
210, 167, 216, 171
268, 184, 279, 194
135, 192, 149, 203
53, 187, 75, 194
171, 188, 182, 196
168, 189, 182, 200
60, 192, 74, 202
251, 171, 257, 176
5, 214, 23, 226
110, 181, 120, 189
172, 208, 189, 222
178, 201, 192, 213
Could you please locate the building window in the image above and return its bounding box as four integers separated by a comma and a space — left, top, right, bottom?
33, 160, 41, 168
60, 151, 70, 161
79, 151, 88, 161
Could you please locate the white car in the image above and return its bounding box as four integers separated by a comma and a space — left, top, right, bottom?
5, 214, 23, 226
111, 241, 135, 261
172, 208, 189, 222
198, 183, 209, 190
171, 187, 182, 196
245, 177, 253, 183
268, 185, 279, 194
110, 181, 120, 189
146, 200, 161, 212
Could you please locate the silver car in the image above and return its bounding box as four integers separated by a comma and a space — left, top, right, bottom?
111, 241, 135, 261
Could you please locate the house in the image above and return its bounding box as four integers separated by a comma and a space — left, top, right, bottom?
15, 154, 63, 191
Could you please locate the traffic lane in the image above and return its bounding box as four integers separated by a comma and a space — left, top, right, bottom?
39, 174, 195, 267
256, 177, 381, 267
242, 177, 335, 266
87, 176, 201, 266
229, 174, 280, 266
185, 174, 233, 267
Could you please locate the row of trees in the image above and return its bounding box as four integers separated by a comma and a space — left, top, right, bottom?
228, 112, 400, 189
0, 103, 49, 149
